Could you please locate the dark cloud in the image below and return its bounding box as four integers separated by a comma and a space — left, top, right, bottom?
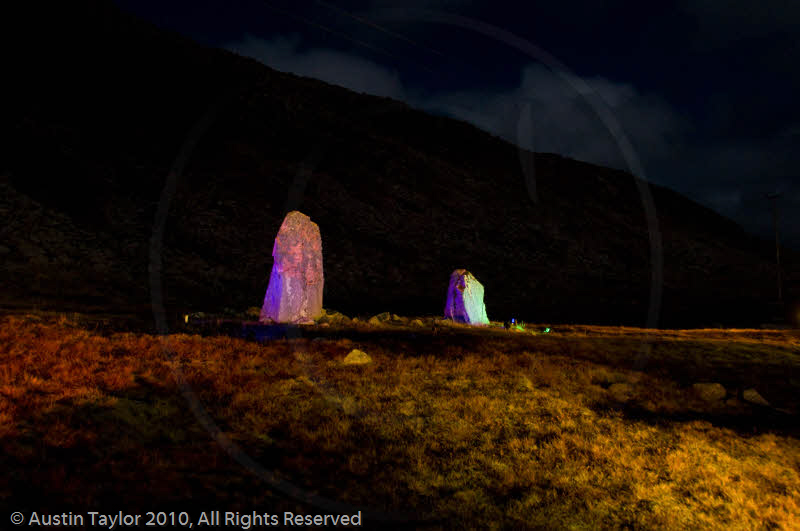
423, 64, 689, 176
227, 36, 684, 174
227, 33, 408, 100
224, 14, 800, 250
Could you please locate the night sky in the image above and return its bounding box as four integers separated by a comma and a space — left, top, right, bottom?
114, 0, 800, 250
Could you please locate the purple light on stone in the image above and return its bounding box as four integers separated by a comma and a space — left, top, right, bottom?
444, 269, 489, 326
260, 211, 324, 324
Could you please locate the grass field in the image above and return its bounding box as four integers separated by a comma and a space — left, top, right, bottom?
1, 312, 799, 529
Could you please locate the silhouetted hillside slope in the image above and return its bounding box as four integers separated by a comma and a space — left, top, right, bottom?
2, 0, 797, 327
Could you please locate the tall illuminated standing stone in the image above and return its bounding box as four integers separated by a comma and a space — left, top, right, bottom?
444, 269, 489, 325
260, 211, 324, 324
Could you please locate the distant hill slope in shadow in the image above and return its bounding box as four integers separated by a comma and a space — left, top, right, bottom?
2, 0, 798, 327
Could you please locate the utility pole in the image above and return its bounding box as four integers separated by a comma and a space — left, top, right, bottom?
766, 192, 783, 302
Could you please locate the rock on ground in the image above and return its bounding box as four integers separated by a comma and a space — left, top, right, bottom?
518, 374, 535, 391
363, 313, 391, 326
317, 309, 350, 325
444, 269, 489, 325
742, 388, 770, 406
343, 349, 372, 365
260, 211, 324, 324
691, 383, 727, 402
608, 383, 634, 402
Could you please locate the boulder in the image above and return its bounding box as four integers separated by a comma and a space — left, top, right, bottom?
260, 211, 324, 324
444, 269, 489, 325
608, 383, 634, 402
410, 319, 424, 327
321, 309, 349, 325
517, 374, 535, 391
343, 349, 372, 365
691, 383, 727, 402
725, 398, 744, 408
742, 388, 770, 406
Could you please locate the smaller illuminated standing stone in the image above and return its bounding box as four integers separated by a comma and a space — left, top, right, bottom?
260, 211, 324, 324
444, 269, 489, 325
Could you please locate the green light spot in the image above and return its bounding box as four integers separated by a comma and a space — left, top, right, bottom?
544, 327, 551, 333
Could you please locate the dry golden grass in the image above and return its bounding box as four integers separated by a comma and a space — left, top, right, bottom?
1, 313, 799, 529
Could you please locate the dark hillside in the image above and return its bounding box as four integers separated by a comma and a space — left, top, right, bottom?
2, 0, 797, 327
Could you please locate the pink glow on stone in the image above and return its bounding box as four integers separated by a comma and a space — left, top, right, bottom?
260, 211, 324, 324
